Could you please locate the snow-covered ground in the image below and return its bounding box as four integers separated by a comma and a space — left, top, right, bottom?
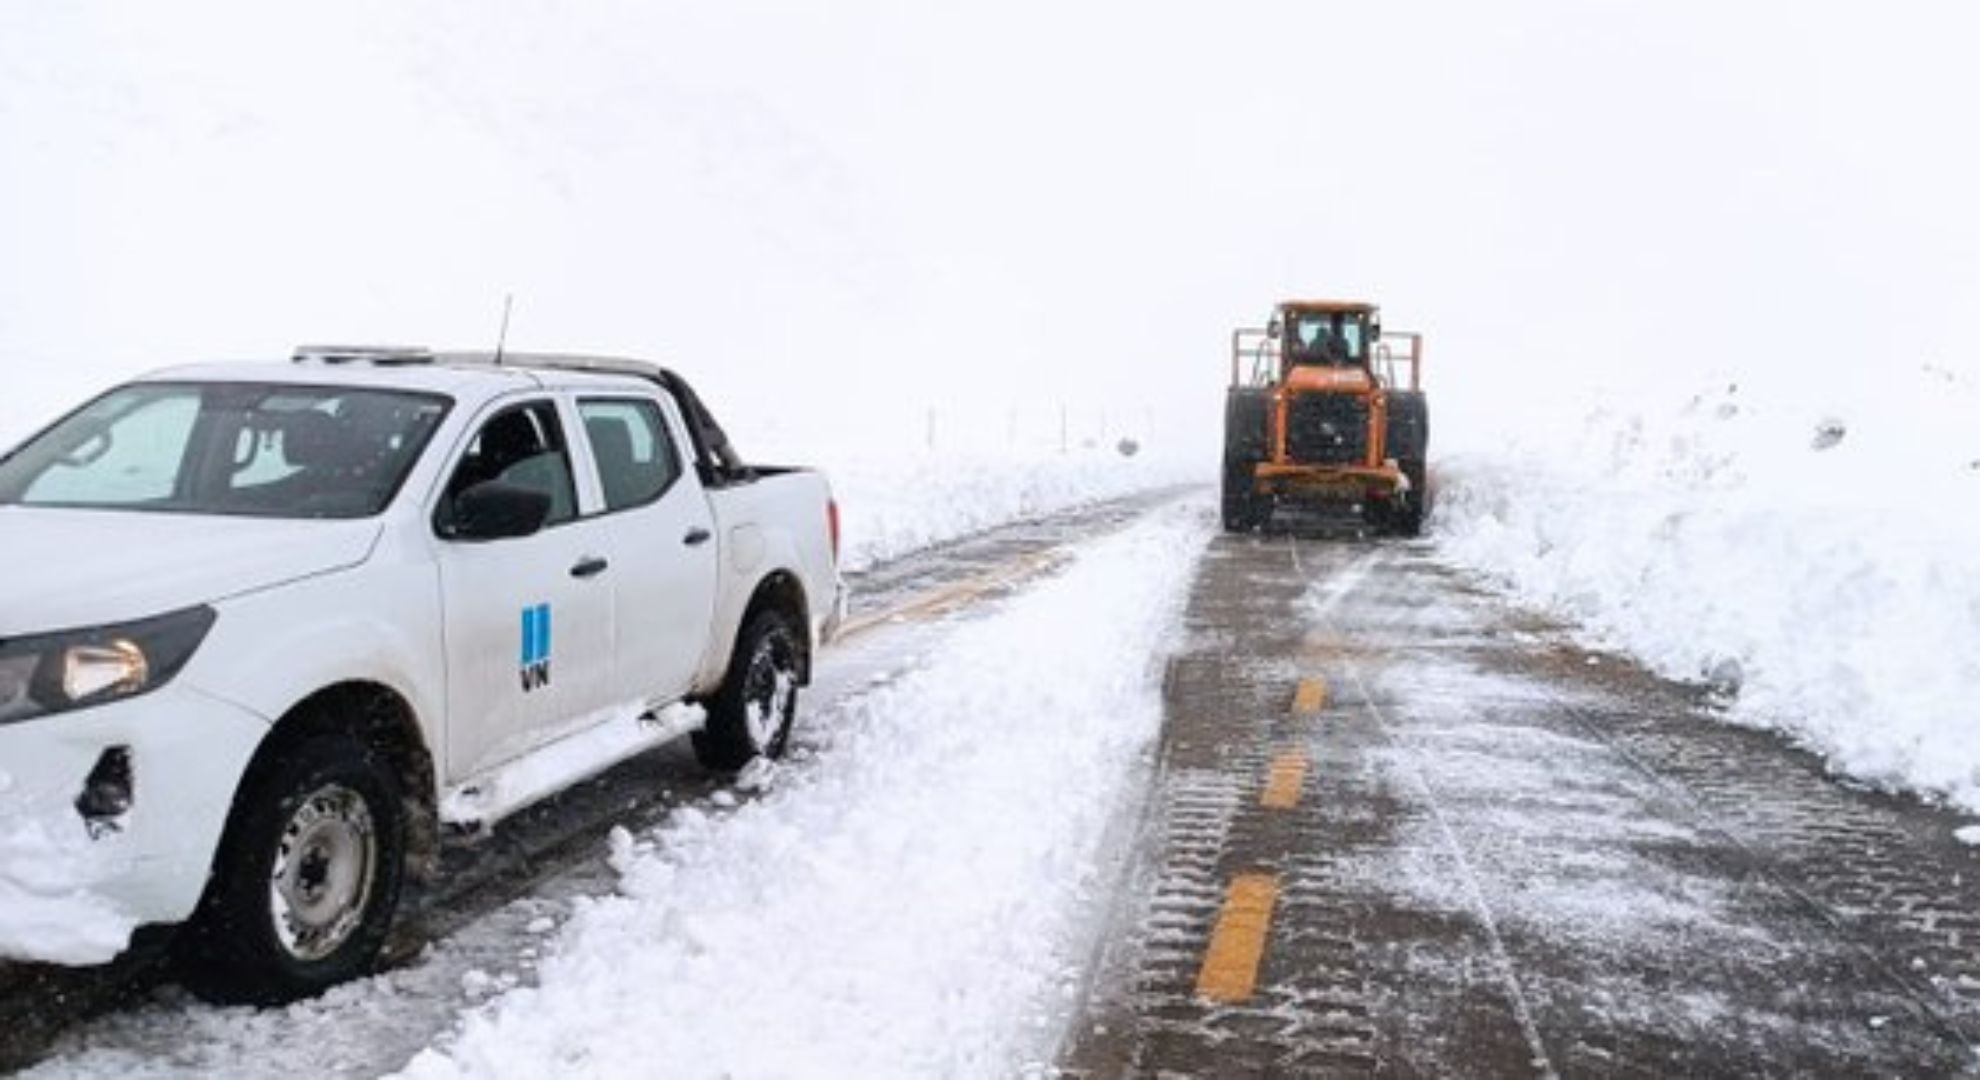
0, 773, 137, 966
391, 502, 1204, 1078
1436, 365, 1980, 812
24, 499, 1205, 1078
6, 0, 1980, 1068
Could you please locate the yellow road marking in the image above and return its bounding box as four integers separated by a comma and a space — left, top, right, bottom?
1260, 751, 1309, 810
1195, 874, 1281, 1004
835, 550, 1066, 642
1293, 677, 1329, 715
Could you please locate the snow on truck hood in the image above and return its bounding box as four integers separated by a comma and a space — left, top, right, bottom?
0, 507, 382, 635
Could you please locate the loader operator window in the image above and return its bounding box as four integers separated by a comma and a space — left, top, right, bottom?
1289, 312, 1368, 367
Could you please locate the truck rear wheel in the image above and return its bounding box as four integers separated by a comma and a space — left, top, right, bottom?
177, 733, 407, 1004
694, 608, 802, 772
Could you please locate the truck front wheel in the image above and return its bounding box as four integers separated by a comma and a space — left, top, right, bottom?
178, 734, 407, 1004
694, 608, 802, 772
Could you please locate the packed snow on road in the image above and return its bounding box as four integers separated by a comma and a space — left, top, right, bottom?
1437, 365, 1980, 814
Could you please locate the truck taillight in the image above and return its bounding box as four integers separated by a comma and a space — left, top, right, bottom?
827, 499, 841, 564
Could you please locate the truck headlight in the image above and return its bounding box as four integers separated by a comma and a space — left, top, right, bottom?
64, 640, 151, 701
0, 606, 217, 725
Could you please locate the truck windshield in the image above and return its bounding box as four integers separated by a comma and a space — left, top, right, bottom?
0, 382, 450, 519
1287, 311, 1369, 367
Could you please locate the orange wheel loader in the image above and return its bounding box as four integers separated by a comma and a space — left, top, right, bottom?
1222, 299, 1429, 535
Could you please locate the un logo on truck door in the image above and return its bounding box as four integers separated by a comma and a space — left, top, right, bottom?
520, 603, 552, 692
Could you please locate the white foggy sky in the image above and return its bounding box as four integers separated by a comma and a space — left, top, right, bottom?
2, 2, 1974, 455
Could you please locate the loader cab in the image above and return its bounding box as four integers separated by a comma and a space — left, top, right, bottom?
1276, 306, 1377, 374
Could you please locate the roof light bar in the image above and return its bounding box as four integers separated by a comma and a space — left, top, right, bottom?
291, 345, 435, 366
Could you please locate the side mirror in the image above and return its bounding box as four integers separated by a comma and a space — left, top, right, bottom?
448, 481, 552, 541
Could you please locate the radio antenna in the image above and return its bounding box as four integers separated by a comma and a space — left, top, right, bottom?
493, 294, 514, 365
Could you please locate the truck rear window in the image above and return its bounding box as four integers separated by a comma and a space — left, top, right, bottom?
0, 381, 450, 519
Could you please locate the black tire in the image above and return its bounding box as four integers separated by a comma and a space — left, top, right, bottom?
1384, 391, 1429, 463
177, 734, 407, 1005
693, 608, 803, 772
1221, 458, 1263, 533
1382, 392, 1431, 537
1221, 388, 1271, 533
1389, 459, 1429, 537
1224, 389, 1270, 462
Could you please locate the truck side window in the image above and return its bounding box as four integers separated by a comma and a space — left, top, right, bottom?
437, 401, 578, 534
579, 398, 682, 512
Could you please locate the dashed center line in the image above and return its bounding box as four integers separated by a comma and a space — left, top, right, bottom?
1194, 873, 1281, 1004
835, 549, 1066, 641
1260, 751, 1309, 810
1293, 677, 1329, 714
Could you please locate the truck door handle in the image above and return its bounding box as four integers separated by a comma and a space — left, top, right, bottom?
570, 555, 610, 579
683, 527, 712, 547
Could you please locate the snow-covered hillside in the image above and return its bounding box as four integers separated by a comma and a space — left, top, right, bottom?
1437, 366, 1980, 812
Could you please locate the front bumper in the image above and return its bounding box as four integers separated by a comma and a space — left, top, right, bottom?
0, 685, 271, 965
1252, 461, 1407, 501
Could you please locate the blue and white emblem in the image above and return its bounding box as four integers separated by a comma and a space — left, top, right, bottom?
520, 603, 552, 692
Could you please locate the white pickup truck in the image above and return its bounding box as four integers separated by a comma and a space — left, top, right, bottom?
0, 349, 843, 1002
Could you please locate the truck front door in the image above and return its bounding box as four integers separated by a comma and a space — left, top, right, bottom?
432, 397, 618, 778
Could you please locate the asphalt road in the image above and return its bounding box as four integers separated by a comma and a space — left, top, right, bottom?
1063, 522, 1980, 1077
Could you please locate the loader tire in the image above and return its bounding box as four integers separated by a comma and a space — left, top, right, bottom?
1390, 459, 1429, 537
1221, 459, 1264, 533
1222, 387, 1272, 533
1385, 391, 1429, 464
1383, 392, 1430, 537
1224, 389, 1271, 463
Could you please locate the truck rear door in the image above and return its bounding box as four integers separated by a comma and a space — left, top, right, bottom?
572, 395, 719, 709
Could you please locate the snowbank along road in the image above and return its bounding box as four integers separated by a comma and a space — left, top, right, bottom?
10, 491, 1980, 1077
1065, 521, 1980, 1077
